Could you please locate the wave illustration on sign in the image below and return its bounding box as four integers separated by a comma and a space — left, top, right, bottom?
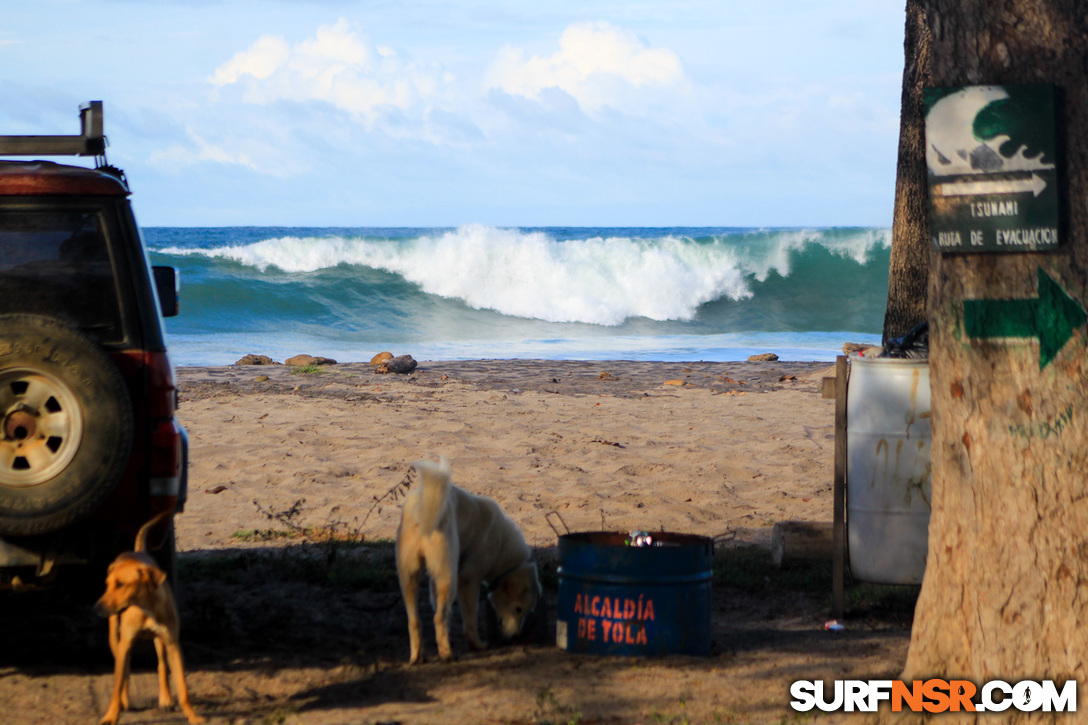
926, 86, 1055, 178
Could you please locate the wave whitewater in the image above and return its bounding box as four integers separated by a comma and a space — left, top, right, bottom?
156, 224, 891, 329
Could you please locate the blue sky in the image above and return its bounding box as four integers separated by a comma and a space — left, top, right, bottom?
2, 1, 906, 227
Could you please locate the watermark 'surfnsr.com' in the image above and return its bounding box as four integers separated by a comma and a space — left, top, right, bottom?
790, 679, 1077, 713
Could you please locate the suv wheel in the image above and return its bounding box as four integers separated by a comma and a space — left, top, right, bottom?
0, 314, 133, 535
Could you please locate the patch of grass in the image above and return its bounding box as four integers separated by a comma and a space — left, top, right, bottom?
261, 707, 299, 724
181, 495, 405, 592
249, 498, 399, 590
649, 698, 693, 724
713, 544, 831, 593
232, 528, 303, 543
280, 548, 400, 590
252, 497, 370, 548
353, 537, 395, 550
290, 363, 325, 375
844, 581, 920, 621
232, 526, 395, 548
713, 543, 919, 621
179, 544, 400, 592
177, 551, 256, 585
535, 685, 584, 725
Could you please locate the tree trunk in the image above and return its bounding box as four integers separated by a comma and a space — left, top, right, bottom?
883, 0, 933, 345
903, 0, 1088, 708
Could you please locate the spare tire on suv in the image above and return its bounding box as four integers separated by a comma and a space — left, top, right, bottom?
0, 314, 133, 536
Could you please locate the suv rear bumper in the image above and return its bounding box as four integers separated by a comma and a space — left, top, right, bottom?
0, 425, 187, 582
0, 531, 92, 574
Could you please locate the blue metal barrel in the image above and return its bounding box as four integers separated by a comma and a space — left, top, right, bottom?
556, 531, 713, 656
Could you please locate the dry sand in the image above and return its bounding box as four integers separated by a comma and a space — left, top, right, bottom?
176, 359, 837, 552
0, 358, 913, 724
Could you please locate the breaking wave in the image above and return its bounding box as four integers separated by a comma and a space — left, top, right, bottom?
156, 224, 890, 329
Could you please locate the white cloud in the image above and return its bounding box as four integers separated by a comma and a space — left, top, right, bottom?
486, 22, 686, 113
208, 18, 439, 125
149, 129, 258, 171
210, 35, 291, 86
147, 126, 307, 177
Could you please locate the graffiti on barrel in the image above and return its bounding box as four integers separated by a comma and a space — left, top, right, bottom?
556, 531, 713, 656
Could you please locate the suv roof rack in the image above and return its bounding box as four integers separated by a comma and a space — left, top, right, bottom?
0, 101, 107, 159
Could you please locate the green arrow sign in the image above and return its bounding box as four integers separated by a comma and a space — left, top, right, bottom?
963, 268, 1087, 369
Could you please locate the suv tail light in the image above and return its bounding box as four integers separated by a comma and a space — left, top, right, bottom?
145, 352, 186, 512
145, 351, 178, 420
149, 419, 182, 496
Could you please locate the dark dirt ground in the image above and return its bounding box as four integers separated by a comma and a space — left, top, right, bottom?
0, 540, 916, 725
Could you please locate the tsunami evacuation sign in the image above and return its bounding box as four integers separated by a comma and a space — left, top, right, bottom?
925, 84, 1059, 253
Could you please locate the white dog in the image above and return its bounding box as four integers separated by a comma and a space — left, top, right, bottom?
396, 458, 540, 664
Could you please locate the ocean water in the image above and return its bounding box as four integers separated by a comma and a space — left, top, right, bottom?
145, 225, 890, 366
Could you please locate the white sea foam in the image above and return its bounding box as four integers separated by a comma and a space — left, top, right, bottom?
160, 224, 889, 326
728, 227, 891, 282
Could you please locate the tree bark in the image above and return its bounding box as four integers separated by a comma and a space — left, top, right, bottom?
902, 0, 1088, 708
883, 0, 933, 344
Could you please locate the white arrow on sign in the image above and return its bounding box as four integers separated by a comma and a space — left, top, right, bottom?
936, 173, 1047, 198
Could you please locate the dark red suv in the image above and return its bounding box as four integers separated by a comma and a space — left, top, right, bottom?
0, 102, 186, 593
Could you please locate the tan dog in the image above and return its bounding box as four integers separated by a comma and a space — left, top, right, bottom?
94, 512, 203, 725
396, 459, 540, 664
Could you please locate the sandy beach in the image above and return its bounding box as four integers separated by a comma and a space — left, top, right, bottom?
0, 357, 914, 724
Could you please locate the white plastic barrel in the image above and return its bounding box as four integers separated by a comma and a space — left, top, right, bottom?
846, 357, 932, 584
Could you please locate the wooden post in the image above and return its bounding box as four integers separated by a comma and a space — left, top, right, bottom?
832, 355, 848, 619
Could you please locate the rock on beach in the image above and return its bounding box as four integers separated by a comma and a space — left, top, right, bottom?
235, 354, 280, 365
375, 354, 418, 374
285, 354, 338, 366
